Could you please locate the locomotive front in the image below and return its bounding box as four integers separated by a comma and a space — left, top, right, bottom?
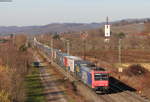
91, 69, 109, 92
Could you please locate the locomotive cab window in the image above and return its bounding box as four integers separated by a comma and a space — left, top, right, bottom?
94, 73, 108, 80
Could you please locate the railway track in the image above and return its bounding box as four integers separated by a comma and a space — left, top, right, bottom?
37, 50, 113, 102
35, 54, 68, 102
36, 46, 150, 102
39, 68, 67, 102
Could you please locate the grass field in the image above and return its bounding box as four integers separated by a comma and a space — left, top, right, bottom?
25, 67, 46, 102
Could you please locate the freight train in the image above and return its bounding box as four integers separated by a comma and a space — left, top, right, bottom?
33, 39, 110, 93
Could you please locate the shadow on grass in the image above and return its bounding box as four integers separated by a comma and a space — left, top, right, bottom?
108, 77, 136, 94
25, 67, 67, 102
28, 91, 65, 97
25, 74, 55, 83
25, 68, 46, 102
48, 97, 62, 101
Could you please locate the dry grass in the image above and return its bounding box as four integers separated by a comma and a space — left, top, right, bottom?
0, 36, 33, 102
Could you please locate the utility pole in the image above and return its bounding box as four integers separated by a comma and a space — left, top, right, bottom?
51, 37, 53, 63
80, 31, 88, 60
25, 36, 29, 47
118, 38, 123, 77
118, 39, 122, 64
117, 32, 126, 74
60, 37, 70, 55
83, 39, 86, 60
66, 40, 70, 55
60, 38, 70, 79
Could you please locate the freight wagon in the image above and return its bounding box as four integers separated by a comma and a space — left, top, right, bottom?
65, 56, 82, 72
74, 60, 95, 78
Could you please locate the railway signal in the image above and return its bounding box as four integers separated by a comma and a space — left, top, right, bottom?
80, 31, 88, 40
104, 16, 111, 43
66, 40, 70, 55
117, 32, 125, 71
51, 36, 53, 63
118, 39, 122, 64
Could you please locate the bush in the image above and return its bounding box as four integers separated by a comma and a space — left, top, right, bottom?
19, 44, 27, 52
0, 90, 10, 102
125, 64, 148, 76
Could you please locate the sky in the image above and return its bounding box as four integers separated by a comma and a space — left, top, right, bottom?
0, 0, 150, 26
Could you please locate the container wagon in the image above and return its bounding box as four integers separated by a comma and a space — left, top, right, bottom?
65, 56, 82, 72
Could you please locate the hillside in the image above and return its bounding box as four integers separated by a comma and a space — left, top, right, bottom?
0, 18, 149, 35
111, 23, 145, 34
0, 23, 103, 35
110, 18, 150, 35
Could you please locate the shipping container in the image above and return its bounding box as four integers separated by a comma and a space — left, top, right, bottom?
80, 66, 92, 87
66, 56, 82, 72
74, 60, 94, 78
60, 53, 69, 68
63, 56, 68, 67
55, 51, 68, 68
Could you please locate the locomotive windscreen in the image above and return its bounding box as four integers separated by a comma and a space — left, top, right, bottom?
94, 73, 108, 81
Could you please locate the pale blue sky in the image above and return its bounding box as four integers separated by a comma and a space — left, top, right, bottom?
0, 0, 149, 26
